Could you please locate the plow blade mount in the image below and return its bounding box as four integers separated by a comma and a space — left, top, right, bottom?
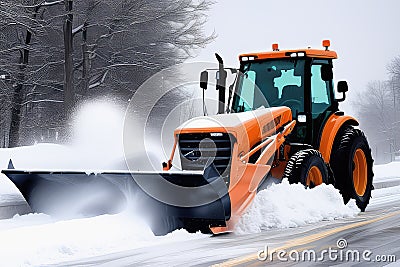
1, 164, 231, 235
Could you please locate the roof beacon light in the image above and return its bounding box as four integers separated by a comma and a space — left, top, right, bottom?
272, 43, 279, 51
322, 40, 330, 51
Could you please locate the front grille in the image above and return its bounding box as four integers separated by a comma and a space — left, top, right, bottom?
178, 133, 233, 178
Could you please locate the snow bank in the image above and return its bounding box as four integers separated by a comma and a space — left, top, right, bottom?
0, 213, 54, 231
235, 180, 359, 234
374, 161, 400, 181
0, 144, 73, 170
0, 101, 126, 172
0, 212, 205, 266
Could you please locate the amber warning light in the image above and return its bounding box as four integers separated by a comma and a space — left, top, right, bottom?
272, 43, 279, 51
323, 40, 330, 50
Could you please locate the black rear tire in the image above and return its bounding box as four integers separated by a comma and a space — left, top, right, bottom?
283, 149, 329, 187
330, 126, 374, 211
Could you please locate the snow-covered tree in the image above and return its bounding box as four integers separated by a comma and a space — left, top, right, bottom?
354, 56, 400, 163
0, 0, 214, 147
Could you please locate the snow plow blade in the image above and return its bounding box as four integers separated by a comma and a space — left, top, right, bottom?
1, 164, 230, 235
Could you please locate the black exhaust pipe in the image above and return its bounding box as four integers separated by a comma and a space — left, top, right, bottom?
215, 53, 227, 114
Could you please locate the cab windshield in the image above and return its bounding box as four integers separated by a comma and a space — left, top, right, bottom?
231, 59, 305, 116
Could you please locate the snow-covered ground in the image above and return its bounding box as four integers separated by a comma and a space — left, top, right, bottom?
0, 212, 205, 266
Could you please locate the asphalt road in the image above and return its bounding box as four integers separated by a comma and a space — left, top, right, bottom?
43, 179, 400, 267
0, 199, 30, 220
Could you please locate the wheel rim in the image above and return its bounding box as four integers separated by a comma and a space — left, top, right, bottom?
306, 166, 323, 187
353, 148, 367, 196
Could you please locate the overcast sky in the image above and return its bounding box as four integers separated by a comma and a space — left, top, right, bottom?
191, 0, 400, 114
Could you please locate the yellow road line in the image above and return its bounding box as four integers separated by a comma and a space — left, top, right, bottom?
213, 210, 400, 267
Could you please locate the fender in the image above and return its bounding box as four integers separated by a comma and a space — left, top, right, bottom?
319, 113, 359, 162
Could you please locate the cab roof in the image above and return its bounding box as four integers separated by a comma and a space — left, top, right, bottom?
239, 49, 338, 61
239, 41, 338, 61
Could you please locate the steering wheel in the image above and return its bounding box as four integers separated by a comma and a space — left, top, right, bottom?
279, 99, 302, 110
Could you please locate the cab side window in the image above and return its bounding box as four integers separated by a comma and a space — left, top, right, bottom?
236, 71, 256, 111
311, 64, 331, 118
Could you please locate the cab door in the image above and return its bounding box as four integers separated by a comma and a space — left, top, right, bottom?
310, 59, 335, 146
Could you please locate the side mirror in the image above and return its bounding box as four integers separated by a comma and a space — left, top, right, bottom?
200, 70, 208, 90
321, 65, 333, 81
337, 81, 348, 102
337, 80, 348, 93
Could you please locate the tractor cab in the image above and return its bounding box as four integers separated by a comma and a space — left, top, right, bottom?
230, 40, 349, 147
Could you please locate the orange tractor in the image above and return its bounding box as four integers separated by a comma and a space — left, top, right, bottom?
3, 40, 374, 235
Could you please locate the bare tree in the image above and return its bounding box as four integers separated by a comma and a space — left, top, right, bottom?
71, 0, 215, 99
388, 56, 400, 77
354, 79, 399, 163
388, 56, 400, 107
0, 0, 68, 146
0, 0, 215, 146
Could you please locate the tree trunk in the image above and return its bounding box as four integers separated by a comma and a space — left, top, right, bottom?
63, 0, 74, 117
8, 84, 23, 148
8, 27, 34, 147
82, 24, 89, 96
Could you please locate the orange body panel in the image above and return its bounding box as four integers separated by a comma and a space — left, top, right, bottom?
319, 114, 358, 162
239, 49, 337, 60
175, 107, 292, 158
171, 107, 296, 234
270, 161, 287, 179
